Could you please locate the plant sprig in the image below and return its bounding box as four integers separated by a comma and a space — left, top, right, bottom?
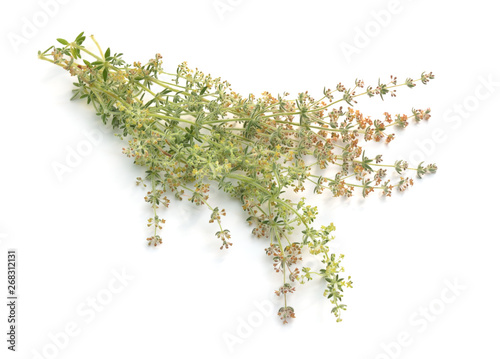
39, 32, 436, 323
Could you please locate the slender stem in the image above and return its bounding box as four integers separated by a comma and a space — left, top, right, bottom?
90, 35, 104, 59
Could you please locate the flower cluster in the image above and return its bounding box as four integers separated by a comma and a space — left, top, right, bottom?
39, 32, 436, 324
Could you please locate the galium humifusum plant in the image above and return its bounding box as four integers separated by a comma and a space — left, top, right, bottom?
39, 32, 437, 324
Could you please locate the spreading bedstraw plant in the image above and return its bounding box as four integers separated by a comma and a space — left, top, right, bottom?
39, 32, 437, 324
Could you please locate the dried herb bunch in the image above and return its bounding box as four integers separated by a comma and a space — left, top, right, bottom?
39, 32, 436, 323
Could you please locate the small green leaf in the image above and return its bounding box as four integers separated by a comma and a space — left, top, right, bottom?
57, 38, 69, 45
103, 68, 108, 82
75, 31, 84, 41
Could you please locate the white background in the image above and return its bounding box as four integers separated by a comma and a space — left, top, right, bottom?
1, 0, 499, 358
